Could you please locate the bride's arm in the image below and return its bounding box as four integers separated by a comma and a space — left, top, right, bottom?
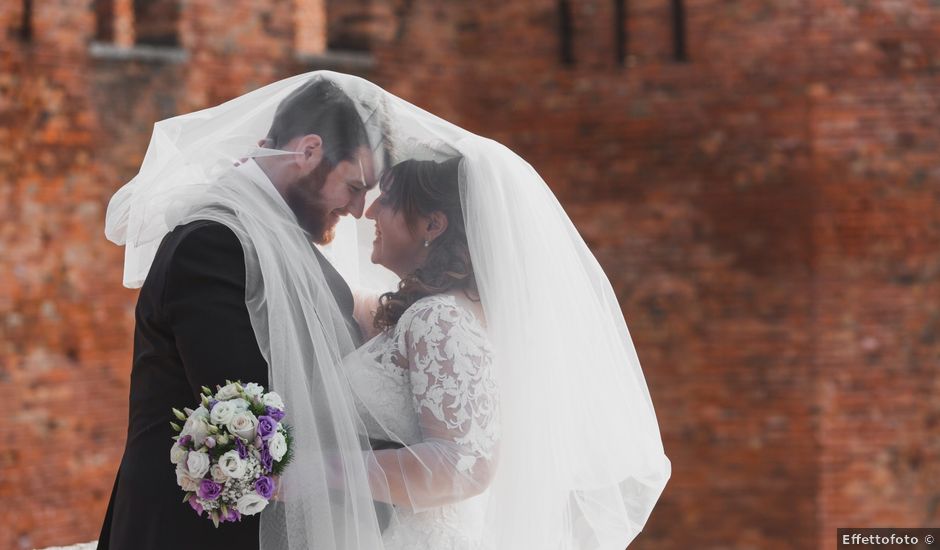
366, 303, 500, 511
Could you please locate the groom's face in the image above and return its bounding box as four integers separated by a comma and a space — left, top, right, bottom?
287, 146, 376, 244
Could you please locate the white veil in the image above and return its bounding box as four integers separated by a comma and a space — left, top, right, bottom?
105, 71, 670, 550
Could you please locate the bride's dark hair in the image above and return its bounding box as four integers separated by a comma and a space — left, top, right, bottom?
373, 157, 476, 330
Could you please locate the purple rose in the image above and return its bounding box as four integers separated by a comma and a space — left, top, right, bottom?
259, 441, 274, 473
208, 399, 218, 410
255, 476, 275, 500
197, 479, 222, 501
188, 495, 204, 517
264, 406, 285, 422
220, 507, 241, 523
178, 435, 193, 448
235, 437, 248, 460
257, 416, 277, 441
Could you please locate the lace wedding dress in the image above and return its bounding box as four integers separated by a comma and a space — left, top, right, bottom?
343, 293, 499, 550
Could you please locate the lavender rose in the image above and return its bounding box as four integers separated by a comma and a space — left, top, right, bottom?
198, 479, 223, 501
220, 507, 241, 523
188, 494, 205, 516
264, 406, 285, 422
254, 476, 275, 500
259, 441, 274, 473
257, 415, 277, 440
235, 437, 249, 460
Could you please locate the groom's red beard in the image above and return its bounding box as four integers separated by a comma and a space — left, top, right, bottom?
284, 161, 339, 245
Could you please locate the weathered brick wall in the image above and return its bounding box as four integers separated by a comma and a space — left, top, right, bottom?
1, 3, 132, 549
806, 0, 940, 544
377, 1, 819, 548
373, 0, 939, 548
133, 0, 179, 46
1, 0, 937, 548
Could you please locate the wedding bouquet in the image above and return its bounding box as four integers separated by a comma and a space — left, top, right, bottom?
170, 381, 293, 527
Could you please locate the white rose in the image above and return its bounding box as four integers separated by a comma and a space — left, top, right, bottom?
236, 493, 269, 516
269, 432, 287, 462
230, 398, 250, 412
186, 451, 211, 479
170, 443, 188, 465
175, 464, 200, 492
181, 415, 210, 447
243, 383, 265, 399
210, 463, 228, 484
262, 392, 284, 410
209, 401, 237, 425
219, 450, 247, 479
227, 411, 258, 441
215, 383, 241, 401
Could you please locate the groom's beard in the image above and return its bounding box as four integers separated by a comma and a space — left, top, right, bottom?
284, 161, 338, 245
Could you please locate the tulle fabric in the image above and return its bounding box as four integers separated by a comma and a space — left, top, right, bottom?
105, 70, 670, 550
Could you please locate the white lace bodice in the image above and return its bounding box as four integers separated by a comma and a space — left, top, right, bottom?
342, 293, 498, 549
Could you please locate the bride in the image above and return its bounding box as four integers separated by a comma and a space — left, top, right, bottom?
325, 87, 672, 548
343, 157, 498, 548
101, 71, 670, 550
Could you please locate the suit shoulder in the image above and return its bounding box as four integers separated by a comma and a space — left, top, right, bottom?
166, 220, 240, 255
161, 220, 246, 293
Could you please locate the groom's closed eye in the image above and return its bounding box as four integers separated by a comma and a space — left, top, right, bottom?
347, 181, 367, 193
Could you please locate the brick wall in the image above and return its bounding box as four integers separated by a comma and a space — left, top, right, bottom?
1, 0, 937, 548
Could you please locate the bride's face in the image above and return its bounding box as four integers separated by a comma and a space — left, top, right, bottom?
365, 192, 428, 278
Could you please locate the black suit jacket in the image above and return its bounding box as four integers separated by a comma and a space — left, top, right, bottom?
98, 220, 366, 549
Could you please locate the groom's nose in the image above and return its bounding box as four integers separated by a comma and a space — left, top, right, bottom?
346, 192, 366, 218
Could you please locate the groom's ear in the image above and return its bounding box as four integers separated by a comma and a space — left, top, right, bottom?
426, 211, 448, 242
295, 134, 324, 169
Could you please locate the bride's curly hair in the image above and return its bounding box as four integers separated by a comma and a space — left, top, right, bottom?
373, 157, 477, 330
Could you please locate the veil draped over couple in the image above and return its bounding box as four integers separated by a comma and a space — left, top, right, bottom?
99, 71, 670, 550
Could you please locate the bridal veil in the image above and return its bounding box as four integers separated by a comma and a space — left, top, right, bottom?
105, 71, 670, 550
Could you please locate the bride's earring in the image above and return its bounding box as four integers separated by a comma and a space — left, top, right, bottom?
423, 239, 430, 248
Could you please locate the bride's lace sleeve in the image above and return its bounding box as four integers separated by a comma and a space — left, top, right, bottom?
371, 297, 500, 511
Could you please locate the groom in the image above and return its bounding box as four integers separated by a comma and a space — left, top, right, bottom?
99, 80, 377, 550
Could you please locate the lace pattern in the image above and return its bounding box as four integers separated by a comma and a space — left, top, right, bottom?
398, 296, 499, 474
344, 294, 498, 550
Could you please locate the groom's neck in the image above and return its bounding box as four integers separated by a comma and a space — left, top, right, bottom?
254, 157, 291, 200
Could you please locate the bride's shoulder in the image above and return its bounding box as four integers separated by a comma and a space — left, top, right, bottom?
399, 293, 487, 335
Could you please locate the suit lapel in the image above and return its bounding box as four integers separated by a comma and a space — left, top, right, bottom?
311, 244, 363, 346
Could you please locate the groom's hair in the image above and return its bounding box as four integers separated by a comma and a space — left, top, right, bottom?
266, 78, 370, 170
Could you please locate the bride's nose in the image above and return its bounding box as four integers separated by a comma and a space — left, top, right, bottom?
365, 199, 378, 220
